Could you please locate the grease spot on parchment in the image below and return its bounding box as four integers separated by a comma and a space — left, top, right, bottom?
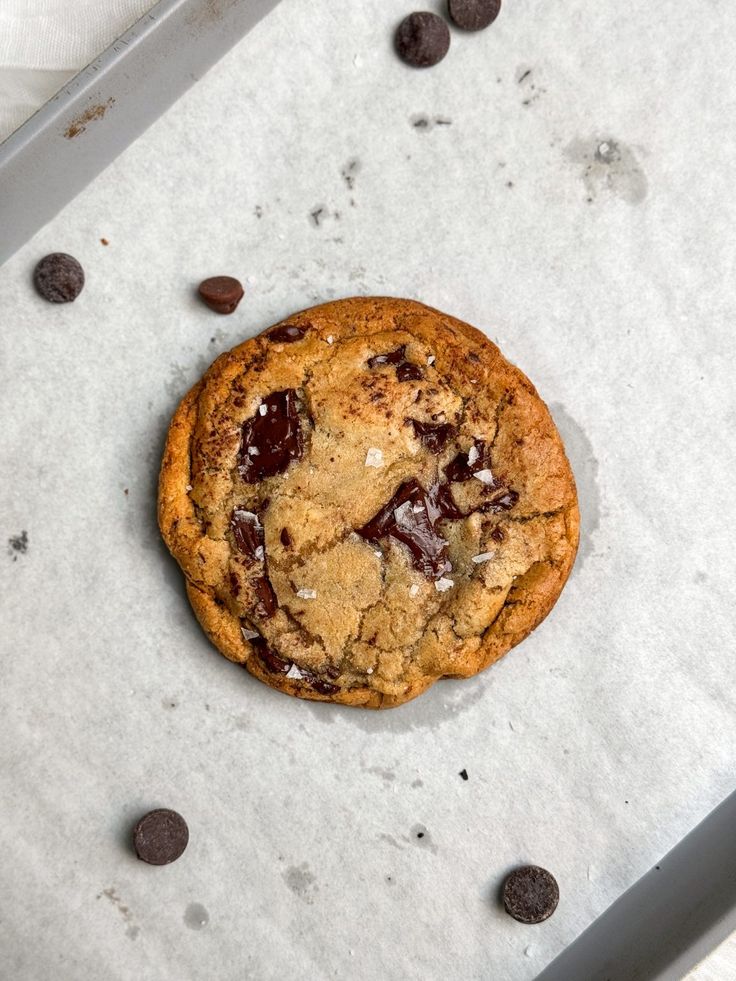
283, 863, 317, 903
98, 887, 139, 939
184, 902, 210, 930
550, 403, 601, 572
409, 824, 438, 853
565, 137, 648, 204
362, 764, 396, 783
64, 98, 115, 139
187, 0, 237, 28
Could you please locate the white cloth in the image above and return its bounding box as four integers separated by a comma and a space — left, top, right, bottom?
0, 1, 154, 143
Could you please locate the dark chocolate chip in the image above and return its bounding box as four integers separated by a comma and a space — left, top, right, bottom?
368, 346, 407, 368
133, 809, 189, 866
33, 253, 85, 303
280, 527, 292, 547
358, 479, 451, 579
449, 0, 501, 30
253, 575, 278, 619
502, 866, 559, 924
198, 276, 244, 314
267, 323, 308, 343
230, 508, 264, 559
459, 768, 469, 780
395, 12, 450, 68
411, 420, 456, 453
397, 362, 423, 382
238, 389, 303, 482
490, 525, 506, 543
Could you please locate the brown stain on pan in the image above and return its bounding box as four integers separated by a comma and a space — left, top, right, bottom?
64, 98, 115, 139
186, 0, 238, 29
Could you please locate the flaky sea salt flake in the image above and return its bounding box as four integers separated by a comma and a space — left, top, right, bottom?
296, 587, 317, 600
241, 626, 260, 641
286, 664, 304, 680
427, 355, 435, 365
258, 404, 268, 416
254, 545, 265, 561
409, 584, 420, 597
434, 577, 454, 592
365, 447, 384, 468
326, 335, 334, 345
473, 468, 496, 485
472, 551, 496, 564
467, 445, 480, 466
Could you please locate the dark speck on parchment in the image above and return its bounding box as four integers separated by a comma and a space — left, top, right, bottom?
7, 530, 28, 560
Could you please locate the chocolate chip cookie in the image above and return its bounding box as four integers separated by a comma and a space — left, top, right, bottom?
158, 298, 578, 708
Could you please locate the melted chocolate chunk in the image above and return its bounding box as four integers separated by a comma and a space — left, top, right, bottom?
238, 390, 303, 482
230, 508, 264, 559
253, 576, 277, 618
252, 638, 290, 674
480, 489, 519, 513
267, 323, 308, 343
397, 362, 423, 382
358, 479, 451, 579
310, 678, 341, 696
368, 346, 406, 367
280, 527, 292, 547
292, 666, 341, 695
426, 481, 464, 521
444, 439, 489, 482
490, 525, 506, 543
368, 345, 423, 383
411, 420, 456, 454
229, 571, 241, 597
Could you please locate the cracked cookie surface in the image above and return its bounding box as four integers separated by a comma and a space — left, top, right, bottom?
158, 297, 579, 708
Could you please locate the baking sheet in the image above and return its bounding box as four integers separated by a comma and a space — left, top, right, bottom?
1, 1, 735, 978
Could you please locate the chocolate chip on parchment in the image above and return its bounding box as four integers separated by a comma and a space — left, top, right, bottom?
33, 253, 85, 303
502, 865, 559, 924
198, 276, 244, 315
133, 809, 189, 866
448, 0, 501, 32
395, 12, 451, 68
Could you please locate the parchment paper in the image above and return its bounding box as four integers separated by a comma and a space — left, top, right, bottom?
1, 2, 735, 979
